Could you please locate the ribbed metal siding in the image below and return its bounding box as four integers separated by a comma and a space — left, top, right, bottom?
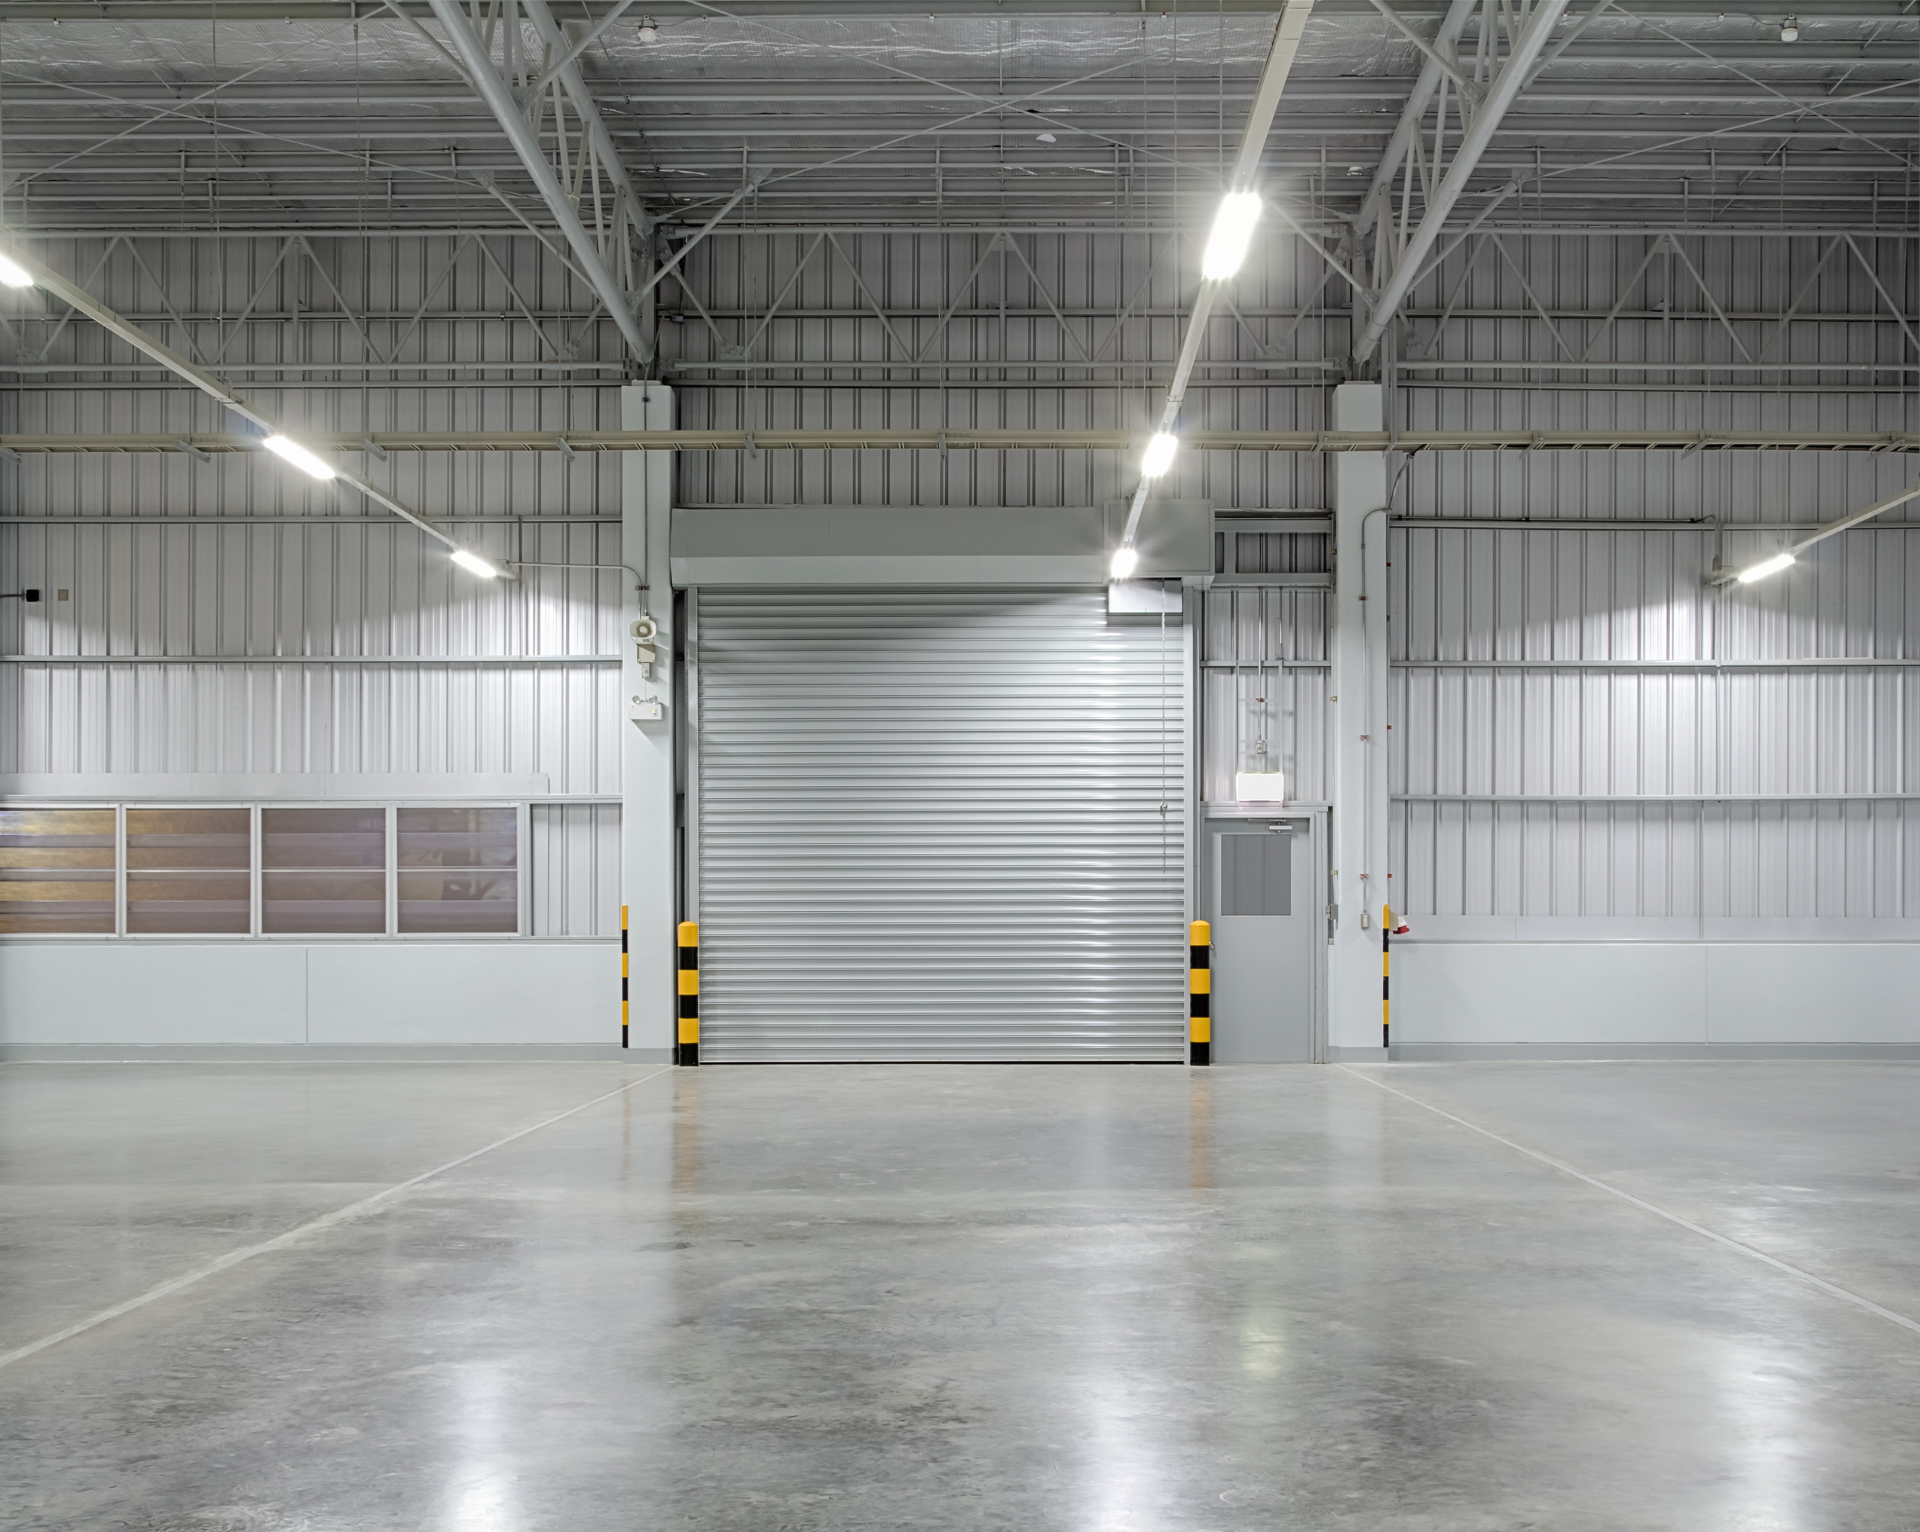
1198, 582, 1331, 805
0, 519, 619, 791
693, 588, 1186, 1062
1390, 523, 1920, 924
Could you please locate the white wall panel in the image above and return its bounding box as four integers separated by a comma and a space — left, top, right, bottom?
0, 942, 620, 1053
530, 802, 622, 937
0, 519, 620, 792
1199, 581, 1330, 804
1390, 524, 1920, 928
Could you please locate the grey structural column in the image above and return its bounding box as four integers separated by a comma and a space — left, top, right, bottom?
622, 382, 676, 1058
1328, 382, 1392, 1056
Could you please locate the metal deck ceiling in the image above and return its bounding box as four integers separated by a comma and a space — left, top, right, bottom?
0, 7, 1910, 233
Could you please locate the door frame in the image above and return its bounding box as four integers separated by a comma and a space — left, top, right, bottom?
1200, 804, 1329, 1063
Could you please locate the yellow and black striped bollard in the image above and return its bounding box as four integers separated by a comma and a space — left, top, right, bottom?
677, 920, 700, 1066
620, 905, 630, 1049
1189, 919, 1211, 1066
1382, 903, 1391, 1050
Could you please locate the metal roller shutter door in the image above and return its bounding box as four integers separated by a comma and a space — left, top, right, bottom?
692, 588, 1186, 1062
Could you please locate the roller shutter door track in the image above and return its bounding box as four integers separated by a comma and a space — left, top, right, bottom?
692, 588, 1186, 1062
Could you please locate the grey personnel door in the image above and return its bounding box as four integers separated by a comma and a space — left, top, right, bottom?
1206, 816, 1322, 1062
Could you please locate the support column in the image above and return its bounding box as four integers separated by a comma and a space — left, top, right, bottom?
1328, 382, 1391, 1058
622, 382, 676, 1059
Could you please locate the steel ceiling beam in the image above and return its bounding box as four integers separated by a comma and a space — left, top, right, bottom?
11, 429, 1920, 454
0, 0, 1899, 15
1352, 0, 1572, 361
423, 0, 653, 363
1352, 0, 1480, 240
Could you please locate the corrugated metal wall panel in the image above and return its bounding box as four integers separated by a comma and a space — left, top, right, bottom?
693, 588, 1186, 1062
1390, 523, 1920, 922
530, 802, 622, 937
0, 520, 620, 790
1198, 582, 1331, 805
669, 229, 1334, 513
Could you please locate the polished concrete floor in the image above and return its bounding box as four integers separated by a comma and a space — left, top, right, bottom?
3, 1061, 1919, 1530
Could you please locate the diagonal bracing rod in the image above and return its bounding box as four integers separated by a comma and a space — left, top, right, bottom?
1352, 0, 1571, 362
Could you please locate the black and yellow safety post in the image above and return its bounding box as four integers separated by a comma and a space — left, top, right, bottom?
1188, 919, 1211, 1066
620, 905, 630, 1049
677, 920, 700, 1066
1382, 903, 1392, 1050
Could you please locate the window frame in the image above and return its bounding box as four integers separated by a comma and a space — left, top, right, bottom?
0, 800, 535, 941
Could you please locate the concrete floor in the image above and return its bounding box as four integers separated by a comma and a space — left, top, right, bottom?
3, 1062, 1919, 1530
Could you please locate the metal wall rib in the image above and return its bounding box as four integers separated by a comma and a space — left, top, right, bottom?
1199, 581, 1331, 806
693, 588, 1186, 1062
1390, 522, 1920, 923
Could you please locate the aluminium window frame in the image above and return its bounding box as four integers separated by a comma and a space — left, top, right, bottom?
0, 799, 535, 941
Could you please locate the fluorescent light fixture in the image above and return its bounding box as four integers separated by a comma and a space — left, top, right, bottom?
0, 253, 33, 288
261, 434, 336, 480
451, 548, 501, 580
1234, 770, 1286, 802
1201, 192, 1263, 280
1736, 551, 1796, 583
1140, 432, 1178, 479
1110, 545, 1139, 579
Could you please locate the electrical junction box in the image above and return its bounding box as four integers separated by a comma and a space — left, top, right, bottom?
628, 695, 665, 722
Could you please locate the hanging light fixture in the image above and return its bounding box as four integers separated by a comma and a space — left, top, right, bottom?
451, 548, 502, 579
0, 253, 34, 288
1201, 192, 1263, 280
261, 435, 336, 480
1140, 432, 1179, 479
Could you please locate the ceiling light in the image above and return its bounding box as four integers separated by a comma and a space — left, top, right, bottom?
261, 435, 335, 480
1201, 191, 1263, 280
1234, 770, 1286, 802
0, 253, 32, 288
451, 549, 502, 580
1778, 15, 1799, 39
1346, 164, 1365, 176
1140, 431, 1178, 479
1110, 546, 1139, 579
636, 16, 659, 40
1036, 132, 1057, 143
1737, 550, 1796, 583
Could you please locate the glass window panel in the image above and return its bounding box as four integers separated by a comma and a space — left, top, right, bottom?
127, 809, 251, 934
262, 808, 387, 934
0, 808, 116, 933
397, 807, 518, 934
